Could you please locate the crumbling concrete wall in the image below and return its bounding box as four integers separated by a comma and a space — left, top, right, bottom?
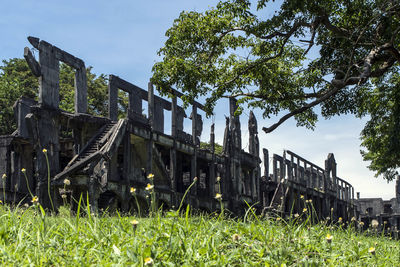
0, 37, 357, 220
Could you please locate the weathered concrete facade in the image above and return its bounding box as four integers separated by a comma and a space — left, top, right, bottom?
0, 37, 356, 219
356, 178, 400, 234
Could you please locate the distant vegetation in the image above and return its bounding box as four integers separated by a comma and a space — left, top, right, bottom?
200, 141, 224, 155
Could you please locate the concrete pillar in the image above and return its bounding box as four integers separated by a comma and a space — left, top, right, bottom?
74, 65, 87, 114
108, 75, 118, 121
153, 98, 164, 133
191, 104, 198, 196
38, 41, 59, 109
209, 123, 216, 198
170, 97, 177, 192
147, 82, 154, 175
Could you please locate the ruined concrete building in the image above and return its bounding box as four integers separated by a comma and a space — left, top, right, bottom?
0, 37, 357, 220
356, 178, 400, 234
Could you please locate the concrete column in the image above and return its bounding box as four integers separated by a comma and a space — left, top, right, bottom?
74, 65, 87, 114
191, 104, 198, 196
153, 98, 164, 133
209, 123, 215, 198
128, 88, 142, 119
170, 97, 177, 192
147, 82, 154, 175
108, 75, 118, 121
38, 41, 59, 109
263, 149, 269, 177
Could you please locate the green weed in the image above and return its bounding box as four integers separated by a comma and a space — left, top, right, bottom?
0, 200, 398, 266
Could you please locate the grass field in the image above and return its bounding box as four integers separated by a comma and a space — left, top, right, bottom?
0, 201, 399, 266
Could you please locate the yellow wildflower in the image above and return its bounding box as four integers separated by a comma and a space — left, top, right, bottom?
145, 183, 154, 191
144, 257, 154, 265
42, 148, 47, 154
63, 179, 70, 186
215, 193, 222, 200
147, 173, 154, 180
21, 168, 26, 173
216, 176, 221, 182
31, 196, 38, 204
326, 234, 333, 243
368, 247, 376, 255
303, 208, 307, 213
338, 217, 343, 223
2, 174, 6, 180
300, 195, 304, 199
130, 219, 139, 227
130, 187, 136, 194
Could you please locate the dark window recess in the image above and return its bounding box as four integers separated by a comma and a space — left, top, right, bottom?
366, 207, 373, 214
384, 204, 392, 214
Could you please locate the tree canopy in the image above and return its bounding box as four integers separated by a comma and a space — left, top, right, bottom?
0, 58, 39, 135
151, 0, 400, 180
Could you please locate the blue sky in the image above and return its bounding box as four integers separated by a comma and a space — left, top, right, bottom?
0, 0, 395, 199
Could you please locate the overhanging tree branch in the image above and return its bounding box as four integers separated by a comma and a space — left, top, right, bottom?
225, 91, 323, 101
263, 42, 400, 134
152, 0, 400, 181
262, 85, 342, 133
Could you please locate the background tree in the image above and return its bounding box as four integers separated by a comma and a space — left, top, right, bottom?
0, 58, 37, 135
59, 64, 128, 118
0, 58, 128, 135
151, 0, 400, 180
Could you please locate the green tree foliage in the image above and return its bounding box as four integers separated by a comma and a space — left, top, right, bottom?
0, 58, 122, 135
59, 64, 128, 119
0, 58, 37, 135
359, 73, 400, 180
58, 64, 110, 116
152, 0, 400, 180
200, 141, 223, 155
